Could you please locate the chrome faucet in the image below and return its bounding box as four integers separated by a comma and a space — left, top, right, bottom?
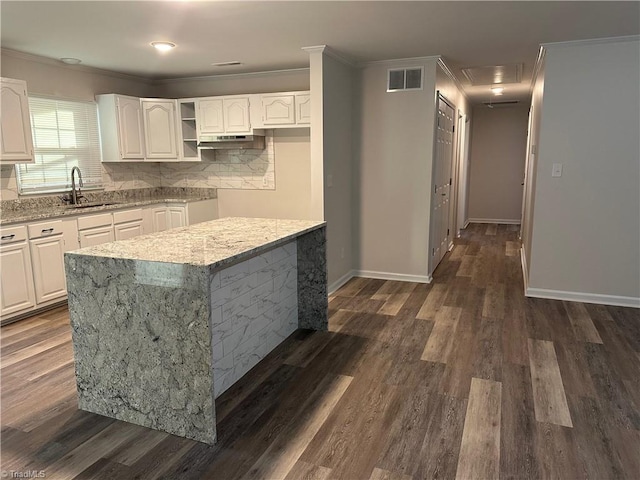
70, 166, 84, 205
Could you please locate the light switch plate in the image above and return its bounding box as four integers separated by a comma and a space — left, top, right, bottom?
552, 163, 563, 177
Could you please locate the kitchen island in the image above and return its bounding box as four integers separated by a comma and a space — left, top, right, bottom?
64, 217, 327, 444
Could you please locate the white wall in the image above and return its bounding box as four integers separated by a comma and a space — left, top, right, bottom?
216, 129, 312, 220
468, 105, 528, 223
320, 53, 356, 287
527, 38, 640, 304
355, 58, 439, 281
153, 69, 309, 98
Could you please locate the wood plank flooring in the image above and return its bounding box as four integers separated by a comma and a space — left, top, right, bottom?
2, 222, 639, 479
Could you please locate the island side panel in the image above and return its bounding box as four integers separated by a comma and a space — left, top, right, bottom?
64, 254, 216, 444
296, 226, 328, 330
209, 241, 299, 397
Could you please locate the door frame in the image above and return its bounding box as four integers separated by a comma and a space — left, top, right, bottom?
428, 92, 457, 277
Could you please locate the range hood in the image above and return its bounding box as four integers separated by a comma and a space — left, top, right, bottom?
198, 134, 265, 150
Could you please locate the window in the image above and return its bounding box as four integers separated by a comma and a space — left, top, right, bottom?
16, 96, 102, 194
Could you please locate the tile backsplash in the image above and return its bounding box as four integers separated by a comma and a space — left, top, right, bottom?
0, 131, 276, 201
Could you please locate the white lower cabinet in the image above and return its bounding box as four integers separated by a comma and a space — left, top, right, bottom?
151, 207, 169, 232
78, 213, 115, 248
79, 226, 114, 248
30, 235, 66, 304
0, 226, 36, 318
1, 200, 217, 323
168, 206, 187, 228
113, 208, 144, 241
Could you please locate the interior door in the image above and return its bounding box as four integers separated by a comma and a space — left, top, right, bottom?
431, 95, 456, 271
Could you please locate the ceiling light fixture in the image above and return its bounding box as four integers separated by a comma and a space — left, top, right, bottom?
151, 41, 176, 52
60, 57, 82, 65
491, 86, 504, 95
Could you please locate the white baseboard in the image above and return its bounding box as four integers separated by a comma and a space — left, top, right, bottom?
469, 218, 521, 225
525, 287, 640, 308
463, 220, 470, 229
355, 269, 432, 284
328, 270, 356, 295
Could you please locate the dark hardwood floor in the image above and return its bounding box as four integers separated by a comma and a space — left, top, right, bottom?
2, 223, 639, 479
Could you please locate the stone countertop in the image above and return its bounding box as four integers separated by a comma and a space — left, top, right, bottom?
66, 217, 326, 268
0, 187, 216, 226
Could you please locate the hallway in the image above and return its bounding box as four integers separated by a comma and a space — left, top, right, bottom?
1, 223, 639, 478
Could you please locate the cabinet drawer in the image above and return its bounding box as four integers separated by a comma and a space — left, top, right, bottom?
0, 225, 28, 244
28, 220, 63, 239
77, 213, 113, 231
113, 208, 143, 225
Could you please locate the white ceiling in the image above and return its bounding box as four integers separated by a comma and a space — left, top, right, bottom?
1, 1, 638, 104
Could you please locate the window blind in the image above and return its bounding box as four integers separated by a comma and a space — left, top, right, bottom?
16, 96, 102, 194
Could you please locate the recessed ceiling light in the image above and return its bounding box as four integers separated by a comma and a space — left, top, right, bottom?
151, 41, 176, 52
60, 57, 82, 65
491, 86, 504, 95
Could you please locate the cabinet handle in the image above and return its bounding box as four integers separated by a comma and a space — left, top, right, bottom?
1, 234, 16, 240
41, 228, 55, 234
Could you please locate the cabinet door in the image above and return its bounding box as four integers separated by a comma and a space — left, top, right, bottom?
168, 206, 187, 229
223, 97, 251, 133
0, 242, 36, 316
152, 207, 169, 232
197, 99, 224, 136
295, 93, 311, 125
0, 78, 34, 163
142, 100, 178, 159
262, 95, 295, 125
114, 221, 144, 241
79, 226, 115, 248
116, 96, 145, 159
29, 235, 66, 304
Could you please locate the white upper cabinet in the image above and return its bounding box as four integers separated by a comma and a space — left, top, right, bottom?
96, 94, 145, 162
142, 99, 179, 160
223, 97, 251, 133
252, 91, 311, 128
0, 77, 34, 164
196, 96, 251, 136
295, 93, 311, 125
117, 96, 145, 159
261, 94, 295, 125
197, 98, 225, 136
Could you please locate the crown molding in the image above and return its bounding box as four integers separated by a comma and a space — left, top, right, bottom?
359, 55, 441, 68
437, 57, 469, 102
541, 34, 640, 49
153, 67, 310, 85
1, 48, 153, 84
301, 45, 357, 67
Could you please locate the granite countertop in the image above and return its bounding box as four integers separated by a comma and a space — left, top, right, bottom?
66, 217, 325, 268
0, 187, 216, 226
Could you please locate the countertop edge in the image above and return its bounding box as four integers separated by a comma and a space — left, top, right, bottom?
64, 219, 326, 269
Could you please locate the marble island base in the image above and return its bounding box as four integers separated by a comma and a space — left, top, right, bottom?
64, 219, 327, 444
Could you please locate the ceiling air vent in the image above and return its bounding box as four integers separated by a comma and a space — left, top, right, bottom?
387, 67, 423, 92
483, 100, 520, 108
211, 61, 243, 67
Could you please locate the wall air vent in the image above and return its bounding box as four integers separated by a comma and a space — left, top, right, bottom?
387, 67, 423, 92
